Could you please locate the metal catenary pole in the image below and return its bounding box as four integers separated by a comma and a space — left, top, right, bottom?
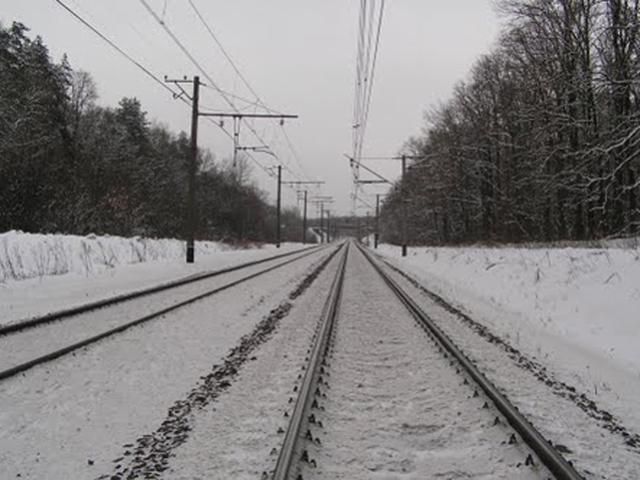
375, 194, 381, 249
281, 181, 324, 244
319, 203, 325, 243
166, 75, 200, 263
303, 190, 308, 244
186, 76, 200, 263
401, 155, 408, 257
276, 165, 282, 248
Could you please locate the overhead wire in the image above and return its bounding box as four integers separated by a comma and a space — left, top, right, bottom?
58, 0, 314, 209
138, 0, 299, 181
53, 0, 178, 98
54, 0, 278, 185
350, 0, 386, 211
186, 0, 281, 115
185, 0, 316, 185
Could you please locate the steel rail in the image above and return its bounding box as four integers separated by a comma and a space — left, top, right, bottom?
0, 246, 334, 382
358, 244, 583, 480
271, 243, 349, 480
0, 245, 323, 337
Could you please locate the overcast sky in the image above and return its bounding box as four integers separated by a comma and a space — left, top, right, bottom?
2, 1, 502, 215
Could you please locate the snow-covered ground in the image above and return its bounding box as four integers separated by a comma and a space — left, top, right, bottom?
0, 230, 233, 283
308, 247, 547, 479
376, 243, 640, 438
0, 247, 332, 479
0, 230, 307, 325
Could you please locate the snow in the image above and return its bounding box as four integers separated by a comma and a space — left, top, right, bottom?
162, 249, 342, 479
0, 230, 306, 325
376, 244, 640, 378
307, 246, 548, 479
0, 230, 230, 283
0, 247, 330, 480
381, 259, 640, 478
0, 249, 322, 373
375, 243, 640, 459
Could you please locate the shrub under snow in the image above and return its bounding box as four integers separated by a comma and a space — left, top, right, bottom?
0, 231, 228, 283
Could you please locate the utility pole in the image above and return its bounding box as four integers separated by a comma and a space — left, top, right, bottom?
165, 75, 200, 263
309, 196, 333, 244
320, 203, 325, 243
165, 75, 299, 260
401, 155, 408, 257
303, 190, 308, 244
199, 113, 297, 170
326, 210, 331, 243
188, 77, 199, 263
349, 153, 424, 256
197, 111, 298, 248
375, 194, 381, 249
281, 180, 324, 244
276, 165, 282, 248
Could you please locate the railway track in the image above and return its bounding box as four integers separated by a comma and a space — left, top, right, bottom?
373, 250, 640, 478
0, 244, 331, 382
269, 240, 583, 479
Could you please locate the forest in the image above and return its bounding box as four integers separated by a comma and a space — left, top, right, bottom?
381, 0, 640, 245
0, 21, 303, 244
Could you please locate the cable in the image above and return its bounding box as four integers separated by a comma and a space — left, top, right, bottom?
139, 0, 301, 181
53, 0, 178, 98
350, 0, 386, 212
187, 0, 280, 115
187, 0, 314, 184
359, 0, 385, 159
54, 0, 285, 210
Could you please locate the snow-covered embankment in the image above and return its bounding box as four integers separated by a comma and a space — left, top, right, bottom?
377, 243, 640, 430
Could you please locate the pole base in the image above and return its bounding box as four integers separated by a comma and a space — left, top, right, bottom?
402, 245, 407, 257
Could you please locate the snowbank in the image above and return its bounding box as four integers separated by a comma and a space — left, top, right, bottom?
377, 244, 640, 377
0, 230, 229, 283
0, 231, 304, 326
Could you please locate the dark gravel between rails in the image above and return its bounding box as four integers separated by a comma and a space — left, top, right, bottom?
97, 245, 342, 480
380, 255, 640, 454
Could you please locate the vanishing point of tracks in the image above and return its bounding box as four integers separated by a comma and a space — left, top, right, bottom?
0, 245, 330, 382
270, 241, 583, 480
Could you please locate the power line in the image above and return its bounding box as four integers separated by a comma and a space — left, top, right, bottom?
55, 0, 279, 188
359, 0, 386, 159
53, 0, 178, 98
59, 0, 317, 207
187, 0, 280, 115
186, 0, 313, 182
350, 0, 386, 212
139, 0, 300, 179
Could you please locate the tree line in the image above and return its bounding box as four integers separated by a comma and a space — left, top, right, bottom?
381, 0, 640, 245
0, 22, 303, 244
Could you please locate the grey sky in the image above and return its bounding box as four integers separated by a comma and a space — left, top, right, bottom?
2, 1, 501, 215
